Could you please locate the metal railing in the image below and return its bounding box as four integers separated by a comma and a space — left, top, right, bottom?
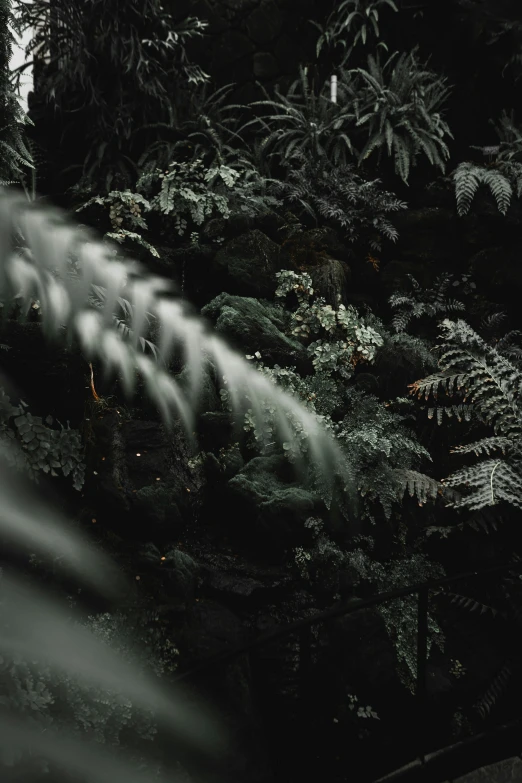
172, 557, 522, 781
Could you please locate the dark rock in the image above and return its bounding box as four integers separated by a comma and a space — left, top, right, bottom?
308, 257, 351, 309
85, 415, 205, 543
227, 453, 322, 551
253, 52, 279, 78
200, 293, 308, 367
281, 226, 351, 270
213, 229, 285, 298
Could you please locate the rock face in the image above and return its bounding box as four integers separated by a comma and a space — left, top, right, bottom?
84, 412, 206, 545
213, 229, 285, 298
201, 292, 309, 367
227, 452, 323, 551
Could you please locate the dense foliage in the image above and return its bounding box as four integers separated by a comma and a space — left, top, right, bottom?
3, 0, 522, 779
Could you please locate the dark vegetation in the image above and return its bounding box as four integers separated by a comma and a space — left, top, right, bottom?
3, 0, 522, 781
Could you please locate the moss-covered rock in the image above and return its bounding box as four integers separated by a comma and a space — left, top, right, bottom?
201, 293, 308, 367
213, 229, 284, 297
227, 453, 321, 550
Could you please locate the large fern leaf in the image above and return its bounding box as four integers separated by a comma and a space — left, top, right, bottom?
453, 161, 513, 215
411, 318, 522, 512
0, 187, 360, 511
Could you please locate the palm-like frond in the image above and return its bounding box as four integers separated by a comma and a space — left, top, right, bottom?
238, 65, 358, 168
0, 186, 360, 505
0, 180, 366, 781
349, 46, 453, 183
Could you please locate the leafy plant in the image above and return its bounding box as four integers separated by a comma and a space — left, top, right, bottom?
220, 272, 442, 524
349, 46, 453, 184
167, 81, 249, 169
275, 269, 385, 379
0, 177, 369, 780
11, 0, 210, 192
0, 185, 359, 510
388, 272, 467, 333
76, 190, 160, 258
271, 148, 407, 250
136, 157, 279, 236
0, 387, 85, 489
0, 604, 180, 776
0, 0, 34, 183
409, 317, 522, 512
136, 158, 234, 236
294, 527, 446, 690
310, 0, 399, 69
455, 110, 522, 216
239, 64, 358, 168
453, 161, 513, 216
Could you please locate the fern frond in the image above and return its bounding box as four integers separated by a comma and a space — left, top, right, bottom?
441, 459, 522, 510
393, 468, 441, 506
449, 435, 513, 457
444, 590, 498, 618
481, 168, 512, 214
454, 161, 514, 215
426, 403, 475, 425
0, 188, 359, 511
475, 661, 512, 719
453, 161, 484, 216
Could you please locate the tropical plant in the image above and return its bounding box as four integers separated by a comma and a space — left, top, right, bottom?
168, 81, 249, 168
238, 64, 358, 168
11, 0, 210, 193
0, 178, 371, 779
409, 317, 522, 513
0, 385, 85, 489
310, 0, 399, 69
348, 46, 453, 184
455, 110, 522, 216
0, 184, 361, 505
0, 0, 34, 184
388, 272, 467, 333
0, 438, 230, 783
136, 157, 280, 236
452, 161, 514, 216
135, 158, 242, 236
218, 271, 445, 524
271, 148, 407, 250
75, 189, 160, 258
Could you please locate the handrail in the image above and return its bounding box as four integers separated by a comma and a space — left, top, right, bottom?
172, 556, 522, 780
173, 558, 522, 682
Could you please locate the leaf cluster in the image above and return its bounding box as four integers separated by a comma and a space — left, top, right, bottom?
11, 0, 211, 192
239, 64, 358, 168
0, 387, 85, 490
349, 46, 453, 183
271, 148, 407, 250
409, 317, 522, 512
456, 110, 522, 215
310, 0, 399, 69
